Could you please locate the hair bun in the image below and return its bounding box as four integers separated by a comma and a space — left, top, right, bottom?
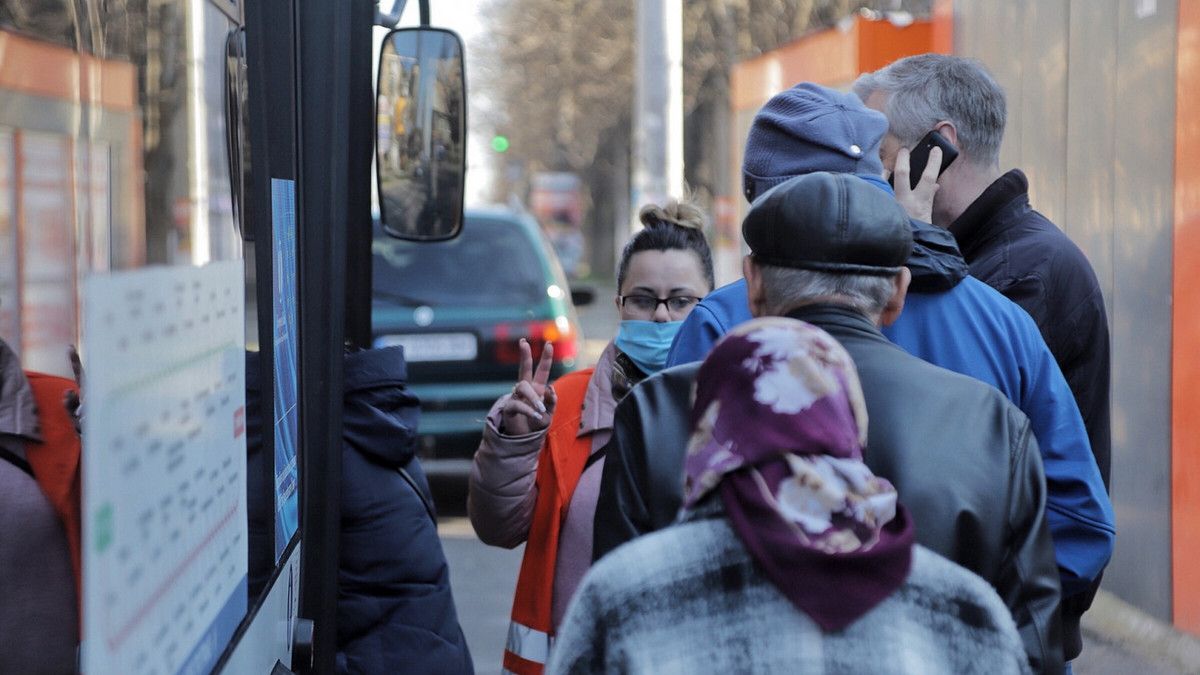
619, 194, 716, 294
638, 199, 706, 232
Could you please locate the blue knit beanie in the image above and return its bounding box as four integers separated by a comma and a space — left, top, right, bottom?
742, 83, 888, 203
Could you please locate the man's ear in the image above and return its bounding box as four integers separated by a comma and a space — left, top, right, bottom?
743, 256, 767, 317
934, 121, 960, 150
880, 267, 911, 327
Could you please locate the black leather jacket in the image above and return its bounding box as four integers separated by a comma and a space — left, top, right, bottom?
594, 304, 1064, 674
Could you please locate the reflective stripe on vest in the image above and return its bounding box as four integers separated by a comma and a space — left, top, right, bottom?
505, 619, 555, 668
502, 368, 595, 675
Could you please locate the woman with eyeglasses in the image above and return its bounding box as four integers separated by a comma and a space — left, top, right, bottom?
469, 200, 714, 675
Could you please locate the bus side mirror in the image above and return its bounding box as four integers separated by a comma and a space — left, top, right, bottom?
225, 26, 252, 241
376, 27, 466, 241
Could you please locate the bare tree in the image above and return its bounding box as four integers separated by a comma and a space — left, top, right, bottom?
474, 0, 932, 276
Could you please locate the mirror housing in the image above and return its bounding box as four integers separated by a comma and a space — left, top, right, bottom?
376, 27, 466, 241
570, 286, 596, 307
225, 27, 251, 240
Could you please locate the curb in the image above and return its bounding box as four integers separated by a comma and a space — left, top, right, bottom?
1082, 590, 1200, 672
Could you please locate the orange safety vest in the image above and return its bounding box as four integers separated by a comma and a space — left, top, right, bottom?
23, 372, 83, 604
502, 368, 595, 675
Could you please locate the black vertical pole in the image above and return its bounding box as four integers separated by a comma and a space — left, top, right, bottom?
344, 0, 375, 350
296, 1, 350, 672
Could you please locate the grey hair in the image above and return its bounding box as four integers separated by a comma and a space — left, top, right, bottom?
758, 264, 895, 318
853, 54, 1006, 167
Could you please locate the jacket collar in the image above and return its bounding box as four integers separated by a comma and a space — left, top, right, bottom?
949, 169, 1030, 259
341, 346, 419, 467
344, 345, 409, 392
906, 218, 969, 293
579, 342, 619, 437
781, 303, 886, 342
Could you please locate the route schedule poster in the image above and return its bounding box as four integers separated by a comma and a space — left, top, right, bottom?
271, 177, 299, 559
82, 262, 248, 675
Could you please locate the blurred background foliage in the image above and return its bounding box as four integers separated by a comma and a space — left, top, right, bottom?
474, 0, 933, 277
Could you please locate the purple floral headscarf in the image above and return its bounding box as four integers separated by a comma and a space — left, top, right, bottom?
683, 317, 914, 631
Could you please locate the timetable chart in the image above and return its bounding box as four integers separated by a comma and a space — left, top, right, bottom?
82, 262, 248, 675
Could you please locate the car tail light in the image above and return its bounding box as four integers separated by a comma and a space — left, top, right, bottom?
493, 318, 578, 365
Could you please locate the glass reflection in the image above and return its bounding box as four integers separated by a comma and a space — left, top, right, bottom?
376, 29, 465, 240
0, 0, 260, 656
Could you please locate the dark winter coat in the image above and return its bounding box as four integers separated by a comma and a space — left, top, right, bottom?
950, 169, 1112, 659
950, 170, 1110, 490
246, 348, 473, 675
883, 223, 1113, 600
0, 340, 77, 675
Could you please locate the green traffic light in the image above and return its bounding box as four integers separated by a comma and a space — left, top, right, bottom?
491, 135, 510, 153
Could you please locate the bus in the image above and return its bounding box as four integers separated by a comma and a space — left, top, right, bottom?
0, 0, 464, 672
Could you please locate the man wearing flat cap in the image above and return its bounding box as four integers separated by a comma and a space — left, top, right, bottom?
594, 171, 1066, 673
596, 81, 1112, 668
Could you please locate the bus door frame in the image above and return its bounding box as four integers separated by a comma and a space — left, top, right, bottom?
214, 0, 374, 671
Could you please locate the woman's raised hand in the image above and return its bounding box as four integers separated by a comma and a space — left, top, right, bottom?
501, 339, 558, 436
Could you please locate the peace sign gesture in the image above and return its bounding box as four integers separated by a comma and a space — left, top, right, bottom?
501, 339, 558, 435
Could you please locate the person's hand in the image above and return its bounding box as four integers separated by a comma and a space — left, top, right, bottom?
63, 345, 83, 436
892, 145, 942, 224
500, 339, 557, 436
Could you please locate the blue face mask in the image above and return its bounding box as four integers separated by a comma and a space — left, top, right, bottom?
615, 320, 683, 375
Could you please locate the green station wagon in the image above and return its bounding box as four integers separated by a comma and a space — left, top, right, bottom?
371, 208, 588, 472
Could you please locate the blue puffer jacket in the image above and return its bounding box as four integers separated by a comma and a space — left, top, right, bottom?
666, 222, 1114, 598
247, 348, 473, 675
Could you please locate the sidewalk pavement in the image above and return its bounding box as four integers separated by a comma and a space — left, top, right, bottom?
1075, 590, 1200, 674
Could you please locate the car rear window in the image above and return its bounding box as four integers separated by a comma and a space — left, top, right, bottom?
372, 216, 548, 307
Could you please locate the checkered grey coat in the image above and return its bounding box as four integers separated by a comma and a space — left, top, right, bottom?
548, 512, 1032, 675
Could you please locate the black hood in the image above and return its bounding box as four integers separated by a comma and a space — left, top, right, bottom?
244, 346, 419, 469
906, 218, 969, 293
341, 346, 419, 467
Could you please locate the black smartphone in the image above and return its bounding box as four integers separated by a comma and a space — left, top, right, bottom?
889, 129, 959, 190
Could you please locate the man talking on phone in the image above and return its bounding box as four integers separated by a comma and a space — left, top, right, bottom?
854, 54, 1112, 665
595, 83, 1112, 670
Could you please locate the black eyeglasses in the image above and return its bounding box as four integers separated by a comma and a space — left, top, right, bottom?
619, 294, 701, 316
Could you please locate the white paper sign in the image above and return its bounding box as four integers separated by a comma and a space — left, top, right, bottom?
82, 262, 248, 675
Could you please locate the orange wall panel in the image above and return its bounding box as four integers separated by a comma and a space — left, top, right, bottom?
732, 23, 860, 111
932, 0, 954, 55
858, 20, 935, 73
98, 60, 137, 111
0, 31, 80, 102
0, 30, 135, 110
731, 16, 945, 114
1173, 0, 1200, 635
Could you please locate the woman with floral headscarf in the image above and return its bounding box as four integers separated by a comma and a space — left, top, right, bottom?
548, 318, 1030, 675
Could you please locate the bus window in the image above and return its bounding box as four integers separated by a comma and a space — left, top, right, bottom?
0, 2, 263, 673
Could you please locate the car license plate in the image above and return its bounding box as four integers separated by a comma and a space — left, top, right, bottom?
376, 333, 478, 362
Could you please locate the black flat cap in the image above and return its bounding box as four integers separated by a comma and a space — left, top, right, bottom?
742, 172, 912, 276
